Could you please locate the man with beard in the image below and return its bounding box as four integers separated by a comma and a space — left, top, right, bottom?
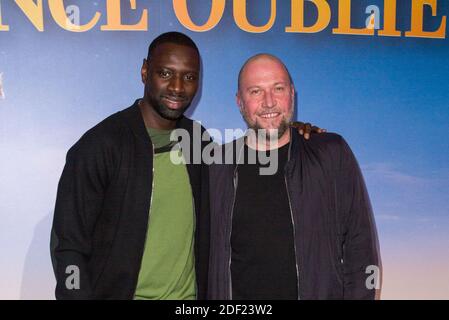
207, 54, 380, 300
50, 32, 211, 300
50, 32, 322, 300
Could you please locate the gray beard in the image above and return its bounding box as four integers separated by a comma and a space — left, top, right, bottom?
241, 109, 292, 142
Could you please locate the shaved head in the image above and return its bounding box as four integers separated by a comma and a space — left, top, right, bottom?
236, 53, 295, 147
238, 54, 293, 92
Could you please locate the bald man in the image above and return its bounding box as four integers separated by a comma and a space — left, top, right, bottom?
208, 54, 380, 300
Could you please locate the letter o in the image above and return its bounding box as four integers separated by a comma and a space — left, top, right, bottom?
172, 0, 225, 32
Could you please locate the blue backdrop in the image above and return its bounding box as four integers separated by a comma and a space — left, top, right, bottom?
0, 0, 448, 299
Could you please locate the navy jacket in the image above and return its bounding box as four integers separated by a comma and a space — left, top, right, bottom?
208, 130, 380, 299
50, 100, 210, 299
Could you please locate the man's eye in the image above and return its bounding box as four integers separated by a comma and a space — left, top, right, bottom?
184, 74, 197, 81
275, 86, 285, 92
158, 71, 171, 78
250, 89, 260, 95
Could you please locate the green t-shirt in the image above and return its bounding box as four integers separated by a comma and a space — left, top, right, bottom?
134, 127, 196, 300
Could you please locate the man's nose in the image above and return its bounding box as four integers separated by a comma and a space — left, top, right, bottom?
263, 90, 275, 108
168, 75, 184, 94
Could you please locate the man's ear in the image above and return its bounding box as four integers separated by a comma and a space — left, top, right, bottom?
236, 92, 243, 111
141, 58, 149, 84
291, 84, 295, 106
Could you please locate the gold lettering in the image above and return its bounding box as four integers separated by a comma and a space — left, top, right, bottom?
234, 0, 276, 33
379, 0, 401, 37
49, 0, 100, 32
333, 0, 374, 36
173, 0, 225, 32
101, 0, 148, 31
286, 0, 331, 33
14, 0, 44, 31
405, 0, 446, 38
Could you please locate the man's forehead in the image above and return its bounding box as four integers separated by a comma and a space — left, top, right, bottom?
242, 61, 290, 85
239, 55, 291, 88
151, 43, 199, 62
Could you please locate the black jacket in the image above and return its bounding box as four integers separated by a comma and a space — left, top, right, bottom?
208, 130, 380, 300
50, 100, 210, 299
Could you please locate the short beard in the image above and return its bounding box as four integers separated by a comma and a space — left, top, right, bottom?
241, 107, 293, 143
150, 97, 190, 121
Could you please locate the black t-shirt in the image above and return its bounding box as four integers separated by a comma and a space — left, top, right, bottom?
231, 143, 298, 300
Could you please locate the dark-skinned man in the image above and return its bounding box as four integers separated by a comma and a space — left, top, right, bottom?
50, 32, 322, 300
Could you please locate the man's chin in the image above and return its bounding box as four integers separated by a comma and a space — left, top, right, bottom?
156, 104, 189, 121
254, 125, 289, 140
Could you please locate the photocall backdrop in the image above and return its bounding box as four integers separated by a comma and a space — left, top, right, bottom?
0, 0, 448, 299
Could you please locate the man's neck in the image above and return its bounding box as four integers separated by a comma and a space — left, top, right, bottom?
245, 130, 291, 151
138, 99, 177, 130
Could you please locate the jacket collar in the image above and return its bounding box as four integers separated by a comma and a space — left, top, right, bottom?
120, 99, 195, 151
229, 127, 300, 164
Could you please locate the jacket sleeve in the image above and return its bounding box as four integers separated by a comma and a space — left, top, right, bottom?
50, 133, 113, 299
337, 138, 381, 300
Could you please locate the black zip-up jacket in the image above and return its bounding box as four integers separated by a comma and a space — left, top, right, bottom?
208, 129, 380, 300
50, 100, 210, 299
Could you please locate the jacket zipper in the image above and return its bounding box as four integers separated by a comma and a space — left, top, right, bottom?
148, 144, 155, 241
178, 144, 198, 299
132, 145, 198, 299
227, 168, 238, 300
227, 142, 244, 300
284, 174, 301, 300
284, 128, 301, 300
132, 143, 154, 298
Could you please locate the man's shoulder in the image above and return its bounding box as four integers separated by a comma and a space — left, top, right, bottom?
293, 131, 356, 169
305, 131, 344, 145
69, 104, 136, 155
298, 131, 349, 153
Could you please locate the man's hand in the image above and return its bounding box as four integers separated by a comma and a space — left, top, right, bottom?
290, 121, 326, 140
